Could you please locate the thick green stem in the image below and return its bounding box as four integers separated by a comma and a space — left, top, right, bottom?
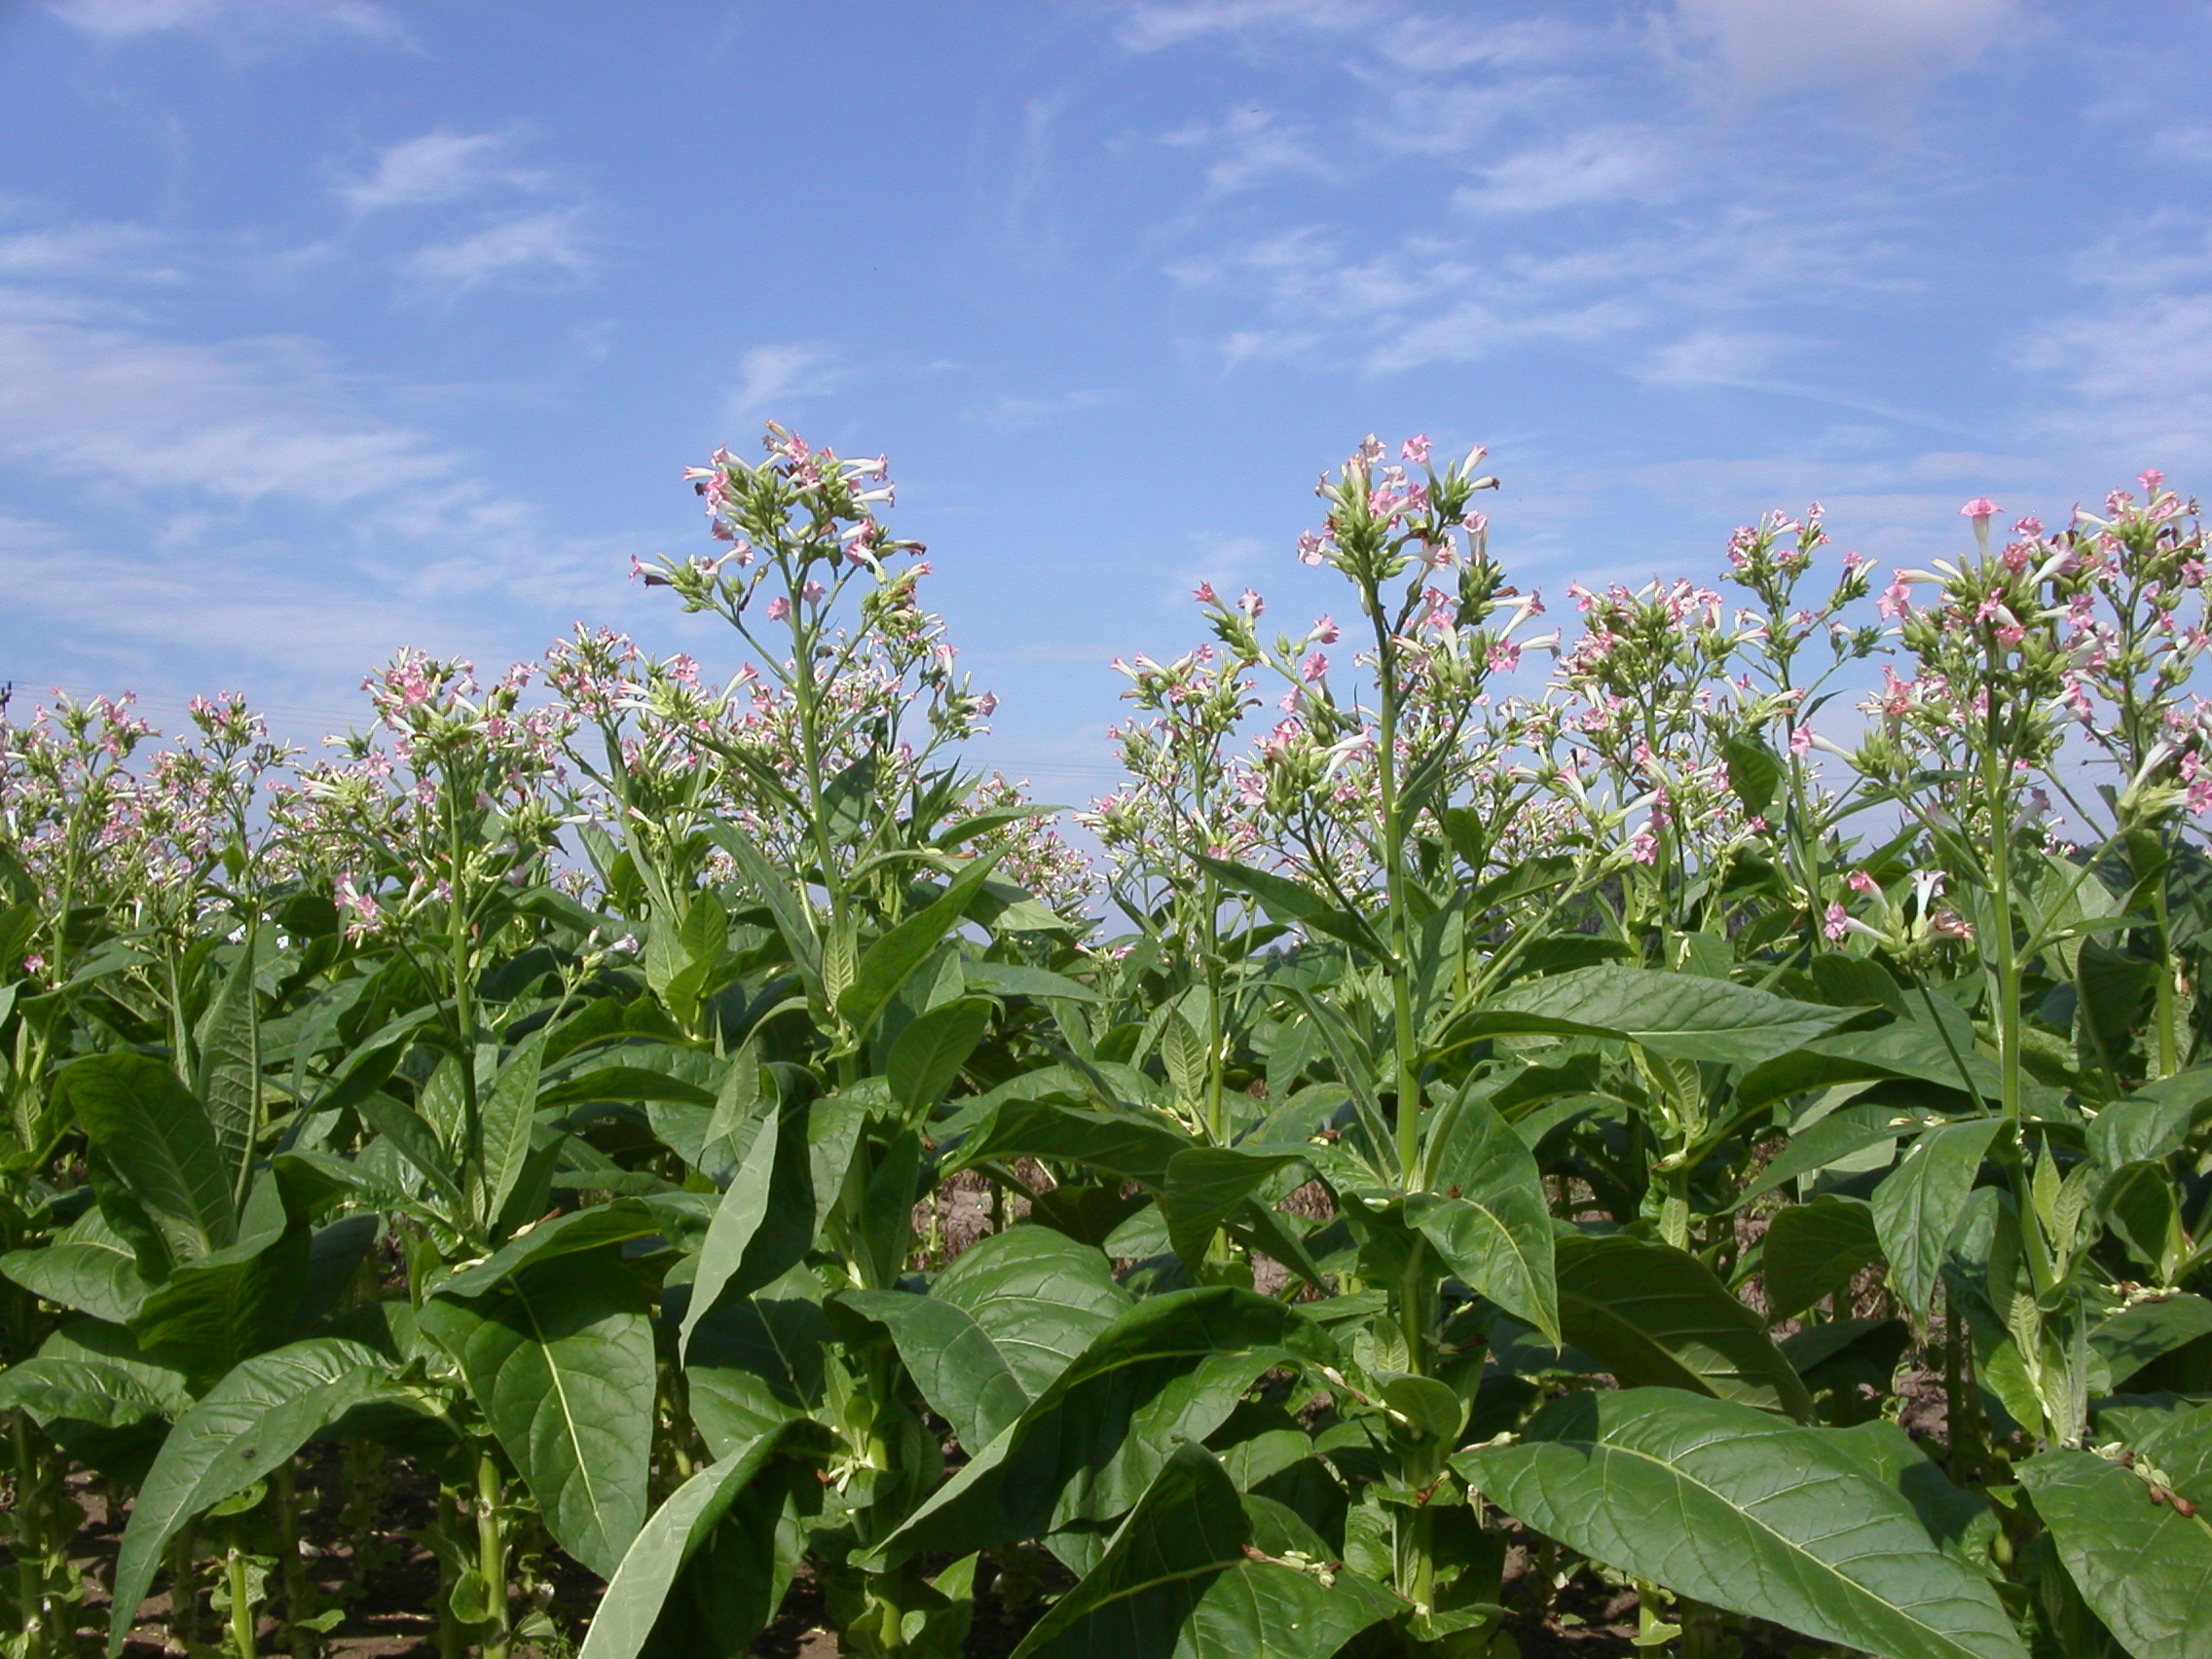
226, 1537, 259, 1659
476, 1449, 511, 1659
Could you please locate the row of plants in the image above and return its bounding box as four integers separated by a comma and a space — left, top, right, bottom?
1, 423, 2209, 1658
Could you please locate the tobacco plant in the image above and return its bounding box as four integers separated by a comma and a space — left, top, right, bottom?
0, 428, 2209, 1659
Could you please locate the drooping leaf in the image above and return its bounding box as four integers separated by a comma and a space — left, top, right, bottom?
841, 1227, 1128, 1452
1410, 1086, 1560, 1344
1736, 1023, 2006, 1111
434, 1199, 668, 1300
1190, 854, 1386, 959
1554, 1233, 1814, 1419
2092, 1294, 2212, 1391
193, 936, 262, 1200
1872, 1118, 2001, 1322
127, 1220, 312, 1389
2020, 1447, 2212, 1659
1009, 1443, 1396, 1659
421, 1244, 655, 1577
0, 1203, 155, 1324
951, 1097, 1193, 1188
1742, 1101, 1946, 1202
679, 1092, 812, 1358
1157, 1146, 1303, 1273
960, 961, 1100, 1003
684, 1266, 831, 1457
475, 1028, 549, 1231
1762, 1194, 1881, 1322
1459, 1388, 2028, 1659
576, 1420, 830, 1659
1463, 967, 1854, 1067
887, 995, 993, 1117
107, 1338, 398, 1657
872, 1287, 1334, 1566
60, 1052, 235, 1267
836, 854, 1001, 1040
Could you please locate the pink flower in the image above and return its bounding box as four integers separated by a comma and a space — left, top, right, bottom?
1789, 727, 1811, 756
1960, 498, 1998, 524
1627, 829, 1659, 865
1296, 530, 1326, 566
1876, 578, 1912, 620
1300, 651, 1329, 682
1312, 614, 1341, 645
1847, 869, 1877, 895
1239, 588, 1264, 617
1193, 581, 1217, 604
801, 580, 826, 604
977, 691, 998, 717
1402, 433, 1431, 465
765, 597, 791, 621
2141, 468, 2166, 495
1462, 511, 1488, 535
1824, 903, 1849, 942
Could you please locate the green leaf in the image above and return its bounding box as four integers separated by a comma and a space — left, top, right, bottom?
1872, 1119, 2001, 1322
841, 1227, 1129, 1452
1723, 735, 1782, 818
433, 1199, 668, 1301
679, 1093, 812, 1359
193, 937, 262, 1201
960, 961, 1099, 1003
355, 1092, 465, 1214
1191, 854, 1386, 959
474, 1028, 549, 1234
872, 1287, 1334, 1567
127, 1221, 312, 1390
1157, 1146, 1303, 1273
2020, 1447, 2212, 1659
1743, 1101, 1945, 1202
576, 1420, 829, 1659
2091, 1069, 2212, 1169
1009, 1443, 1396, 1659
1736, 1023, 2005, 1111
0, 1204, 155, 1324
1458, 1388, 2028, 1659
1464, 967, 1854, 1066
61, 1052, 235, 1267
837, 854, 1001, 1039
420, 1244, 655, 1577
1555, 1233, 1815, 1419
704, 821, 821, 986
683, 1267, 831, 1457
1410, 1085, 1560, 1345
2093, 1294, 2212, 1391
951, 1098, 1194, 1189
106, 1338, 397, 1657
887, 996, 993, 1117
1762, 1194, 1881, 1322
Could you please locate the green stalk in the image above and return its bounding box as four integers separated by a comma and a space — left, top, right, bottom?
1369, 587, 1419, 1188
276, 1458, 314, 1659
475, 1448, 511, 1659
434, 1484, 464, 1659
225, 1536, 258, 1659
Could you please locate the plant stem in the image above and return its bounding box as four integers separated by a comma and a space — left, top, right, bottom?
226, 1537, 258, 1659
475, 1448, 511, 1659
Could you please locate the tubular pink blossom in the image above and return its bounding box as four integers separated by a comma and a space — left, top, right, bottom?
1960, 497, 1998, 523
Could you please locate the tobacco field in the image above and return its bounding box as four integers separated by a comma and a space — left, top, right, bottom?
2, 425, 2210, 1659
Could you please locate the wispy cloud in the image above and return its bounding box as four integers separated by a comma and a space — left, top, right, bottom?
1456, 127, 1669, 214
723, 345, 844, 427
1669, 0, 2015, 99
401, 208, 588, 294
47, 0, 411, 51
336, 129, 551, 214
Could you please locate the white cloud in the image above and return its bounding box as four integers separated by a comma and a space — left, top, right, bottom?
402, 209, 588, 294
1641, 327, 1797, 386
1114, 0, 1383, 54
1162, 107, 1333, 195
47, 0, 409, 49
1456, 127, 1667, 214
1670, 0, 2014, 97
0, 313, 455, 503
723, 345, 844, 426
0, 220, 174, 280
337, 129, 550, 214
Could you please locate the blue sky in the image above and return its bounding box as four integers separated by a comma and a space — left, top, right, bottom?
2, 0, 2208, 797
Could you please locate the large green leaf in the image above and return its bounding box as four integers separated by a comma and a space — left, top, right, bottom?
680, 1091, 812, 1358
106, 1337, 398, 1656
60, 1052, 235, 1267
1763, 1194, 1882, 1322
684, 1266, 831, 1457
1458, 1389, 2028, 1659
1736, 1022, 2005, 1111
841, 1227, 1128, 1452
475, 1027, 549, 1232
1190, 853, 1386, 959
1461, 966, 1854, 1066
576, 1420, 829, 1659
193, 938, 262, 1200
887, 995, 993, 1117
836, 854, 1000, 1038
872, 1287, 1334, 1567
1873, 1118, 2001, 1321
433, 1198, 669, 1301
1157, 1146, 1304, 1274
1409, 1087, 1560, 1344
952, 1097, 1193, 1188
1555, 1233, 1814, 1419
2020, 1448, 2212, 1659
1009, 1443, 1396, 1659
421, 1244, 655, 1577
127, 1220, 312, 1389
0, 1203, 155, 1324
